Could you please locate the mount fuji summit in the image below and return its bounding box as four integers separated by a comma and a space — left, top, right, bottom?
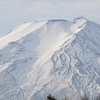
0, 17, 100, 100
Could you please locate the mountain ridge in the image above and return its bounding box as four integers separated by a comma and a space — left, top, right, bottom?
0, 17, 100, 100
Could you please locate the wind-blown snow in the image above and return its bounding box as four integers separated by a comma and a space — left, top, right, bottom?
0, 17, 100, 100
0, 21, 47, 49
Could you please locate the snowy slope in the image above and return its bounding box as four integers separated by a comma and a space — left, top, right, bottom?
0, 17, 100, 100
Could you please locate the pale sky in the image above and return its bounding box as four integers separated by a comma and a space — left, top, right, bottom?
0, 0, 100, 36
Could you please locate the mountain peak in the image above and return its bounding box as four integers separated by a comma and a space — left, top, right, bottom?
72, 16, 88, 24
0, 17, 100, 100
73, 16, 87, 20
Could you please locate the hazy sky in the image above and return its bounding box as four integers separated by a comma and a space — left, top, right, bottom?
0, 0, 100, 36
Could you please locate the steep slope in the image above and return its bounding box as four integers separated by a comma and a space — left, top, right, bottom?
0, 17, 100, 100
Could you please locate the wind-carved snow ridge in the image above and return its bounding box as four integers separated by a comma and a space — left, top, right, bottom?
0, 17, 100, 100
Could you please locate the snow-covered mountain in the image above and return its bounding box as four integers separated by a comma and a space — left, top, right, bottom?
0, 17, 100, 100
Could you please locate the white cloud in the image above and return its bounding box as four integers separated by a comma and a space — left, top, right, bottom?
0, 0, 100, 35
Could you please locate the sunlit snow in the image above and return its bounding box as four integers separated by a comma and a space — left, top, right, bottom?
0, 17, 100, 100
